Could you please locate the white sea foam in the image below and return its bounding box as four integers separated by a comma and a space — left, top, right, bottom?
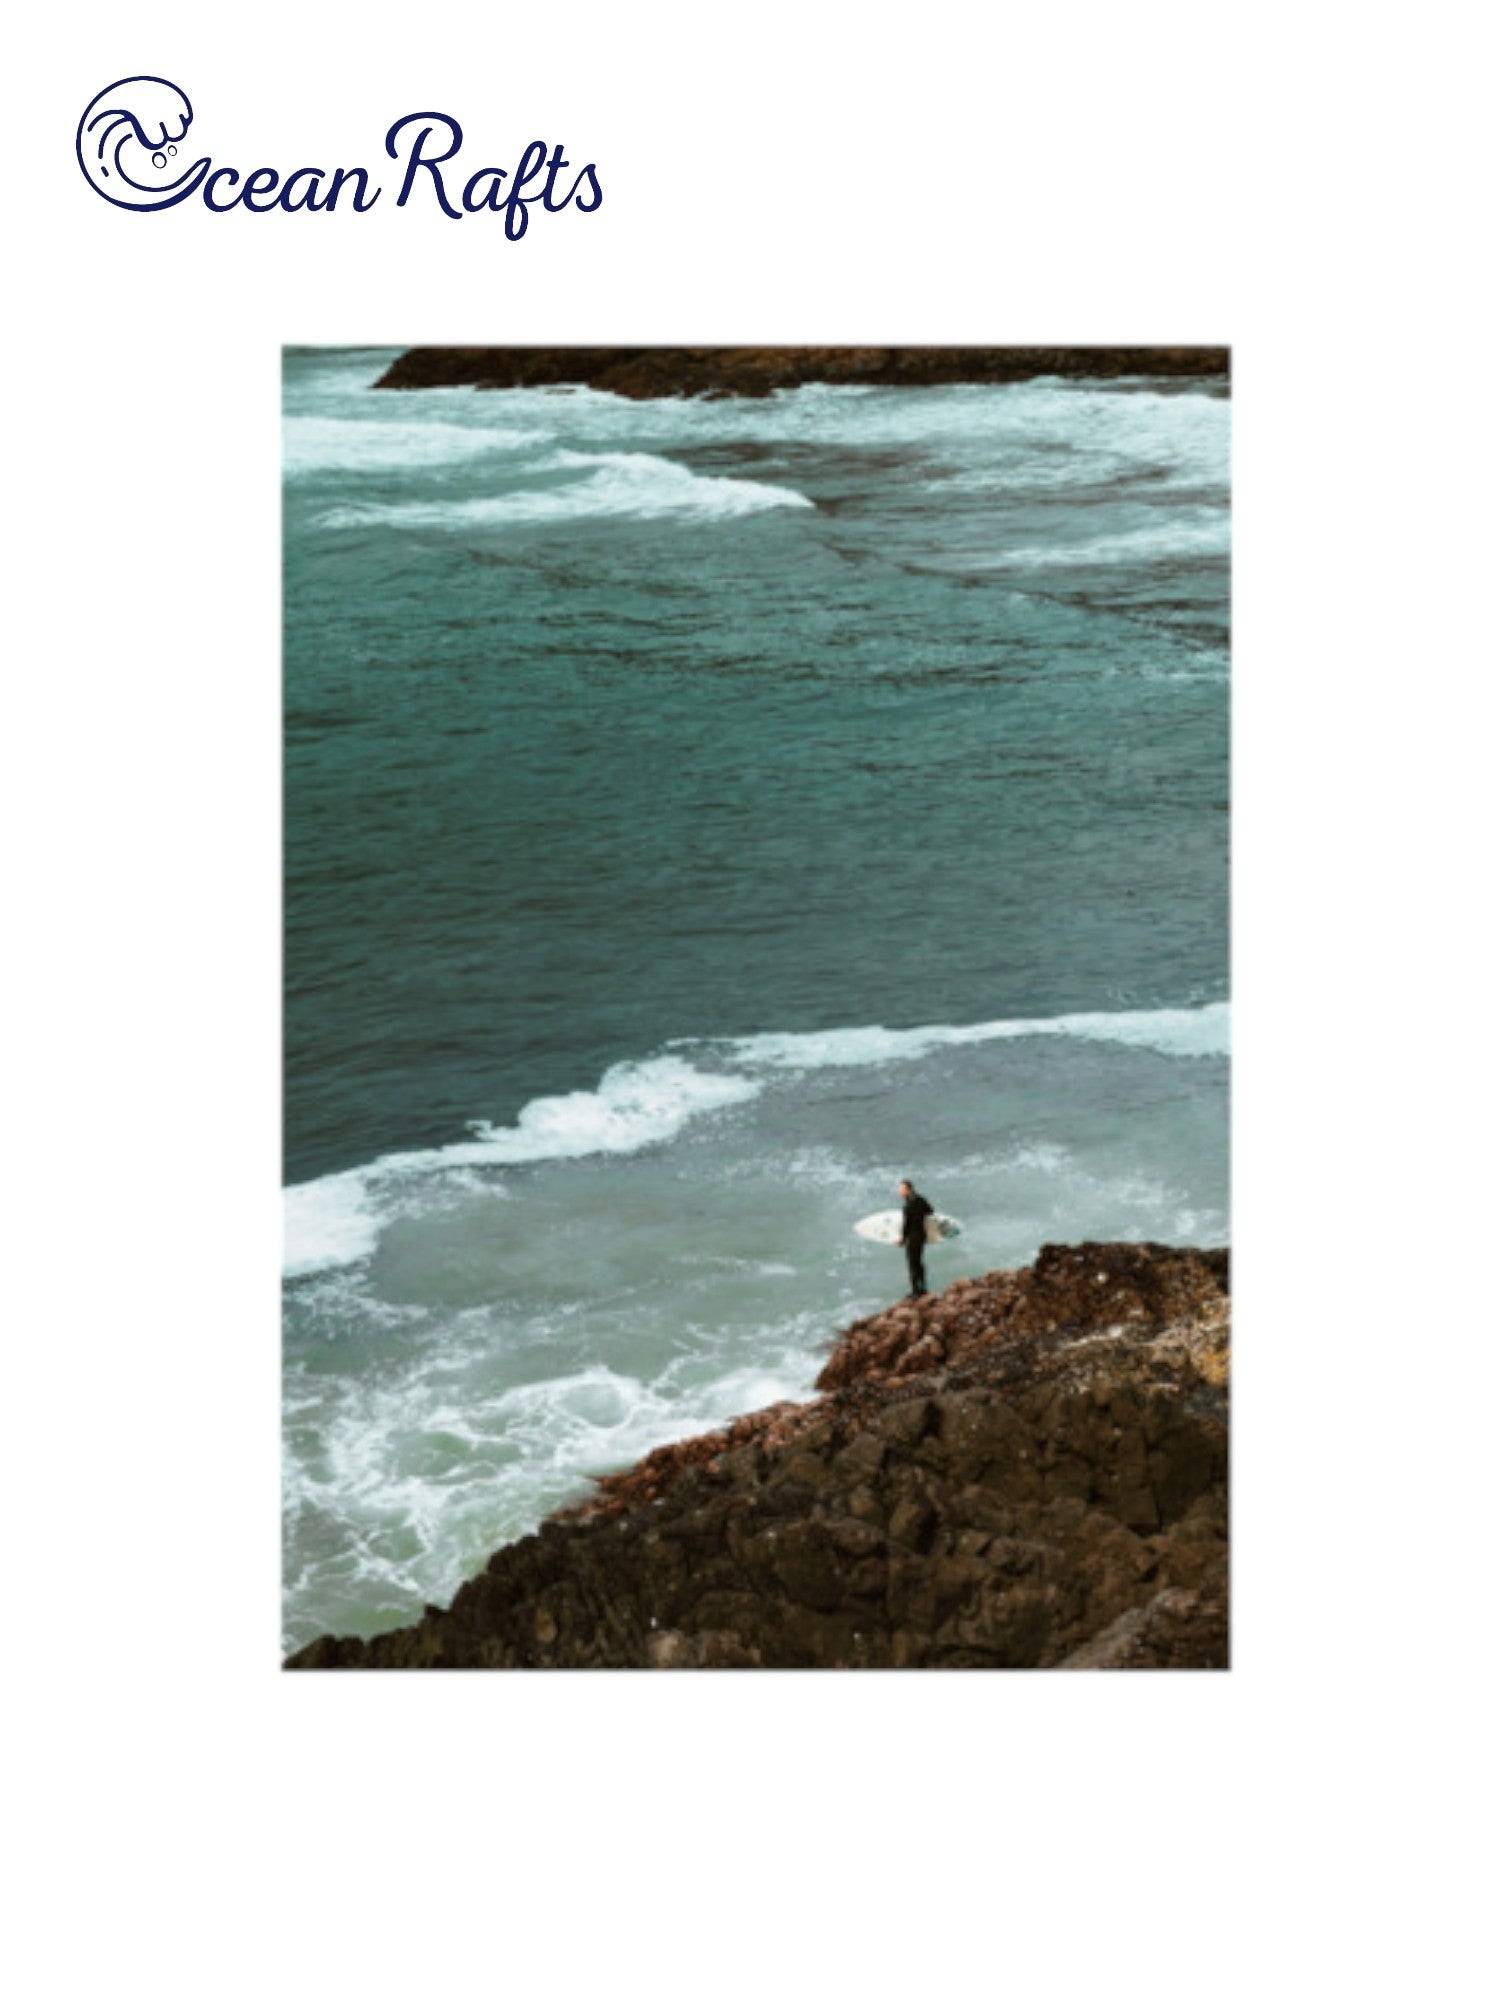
284, 1170, 383, 1278
381, 1055, 762, 1174
721, 1001, 1230, 1071
545, 447, 814, 515
283, 1055, 761, 1277
984, 517, 1230, 569
283, 1008, 1226, 1278
283, 415, 542, 476
558, 378, 1227, 459
281, 1316, 830, 1647
315, 450, 813, 530
653, 381, 1228, 503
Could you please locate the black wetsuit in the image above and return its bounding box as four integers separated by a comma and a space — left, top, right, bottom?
900, 1192, 933, 1295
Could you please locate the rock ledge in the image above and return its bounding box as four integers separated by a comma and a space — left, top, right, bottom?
373, 345, 1229, 399
288, 1243, 1229, 1669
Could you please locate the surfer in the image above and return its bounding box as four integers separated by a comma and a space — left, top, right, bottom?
896, 1179, 933, 1296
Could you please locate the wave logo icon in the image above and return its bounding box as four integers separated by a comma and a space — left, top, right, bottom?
76, 76, 209, 210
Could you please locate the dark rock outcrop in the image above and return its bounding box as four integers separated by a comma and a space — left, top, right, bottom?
373, 346, 1229, 399
287, 1242, 1229, 1670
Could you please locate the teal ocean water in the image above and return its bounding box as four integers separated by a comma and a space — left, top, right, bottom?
282, 348, 1230, 1649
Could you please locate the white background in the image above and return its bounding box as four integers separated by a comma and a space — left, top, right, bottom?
8, 4, 1505, 2009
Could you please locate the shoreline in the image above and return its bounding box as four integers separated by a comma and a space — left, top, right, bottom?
287, 1240, 1230, 1670
372, 344, 1230, 399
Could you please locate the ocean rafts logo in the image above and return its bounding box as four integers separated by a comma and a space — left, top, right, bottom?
75, 76, 602, 235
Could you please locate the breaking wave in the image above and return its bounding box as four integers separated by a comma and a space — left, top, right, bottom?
284, 1171, 383, 1280
284, 1003, 1227, 1278
284, 1056, 760, 1277
314, 450, 814, 529
720, 1002, 1230, 1070
283, 414, 544, 476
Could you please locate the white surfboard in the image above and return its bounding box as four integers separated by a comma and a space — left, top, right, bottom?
854, 1210, 963, 1246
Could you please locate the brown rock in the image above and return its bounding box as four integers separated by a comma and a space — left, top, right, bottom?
887, 1495, 937, 1553
285, 1241, 1229, 1672
375, 346, 1229, 399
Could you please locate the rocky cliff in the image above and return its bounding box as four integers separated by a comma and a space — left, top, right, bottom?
373, 346, 1229, 398
287, 1242, 1230, 1670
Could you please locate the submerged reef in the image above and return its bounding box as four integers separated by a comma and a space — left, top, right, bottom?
373, 345, 1229, 398
288, 1242, 1230, 1670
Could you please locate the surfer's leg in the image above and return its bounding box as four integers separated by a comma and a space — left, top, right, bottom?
907, 1243, 927, 1295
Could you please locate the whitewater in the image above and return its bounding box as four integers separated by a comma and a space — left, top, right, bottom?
286, 1001, 1229, 1278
